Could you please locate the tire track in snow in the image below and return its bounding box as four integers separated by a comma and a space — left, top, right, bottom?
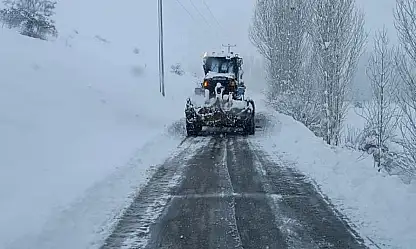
226, 136, 289, 249
248, 140, 369, 249
100, 136, 210, 249
249, 140, 320, 249
101, 123, 369, 249
145, 137, 242, 249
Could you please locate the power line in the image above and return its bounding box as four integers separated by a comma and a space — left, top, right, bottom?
188, 0, 212, 29
173, 0, 226, 48
201, 0, 223, 31
174, 0, 219, 39
200, 0, 229, 42
174, 0, 197, 21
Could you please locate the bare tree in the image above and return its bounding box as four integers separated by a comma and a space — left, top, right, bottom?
0, 0, 57, 40
393, 0, 416, 176
249, 0, 317, 126
249, 0, 366, 145
311, 0, 366, 145
358, 27, 399, 171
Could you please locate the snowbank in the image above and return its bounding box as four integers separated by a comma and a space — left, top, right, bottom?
254, 100, 416, 249
0, 28, 194, 248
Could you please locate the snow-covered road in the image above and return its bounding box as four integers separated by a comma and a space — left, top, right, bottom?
100, 115, 368, 249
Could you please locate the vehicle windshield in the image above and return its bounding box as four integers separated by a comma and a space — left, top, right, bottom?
205, 57, 235, 74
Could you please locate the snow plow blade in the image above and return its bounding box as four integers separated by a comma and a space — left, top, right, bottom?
185, 97, 255, 136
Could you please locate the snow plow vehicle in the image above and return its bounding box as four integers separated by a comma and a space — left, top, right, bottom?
185, 51, 255, 136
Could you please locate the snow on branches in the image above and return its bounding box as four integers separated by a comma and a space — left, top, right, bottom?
0, 0, 57, 40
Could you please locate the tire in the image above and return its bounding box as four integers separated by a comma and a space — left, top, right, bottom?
243, 126, 250, 136
186, 121, 202, 136
249, 115, 255, 135
246, 100, 255, 135
249, 113, 256, 135
243, 115, 255, 136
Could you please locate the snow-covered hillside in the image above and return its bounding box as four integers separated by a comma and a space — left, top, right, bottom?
0, 1, 258, 247
0, 26, 196, 248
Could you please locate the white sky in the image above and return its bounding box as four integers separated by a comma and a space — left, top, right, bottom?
354, 0, 398, 99
357, 0, 398, 44
4, 0, 400, 95
3, 0, 400, 59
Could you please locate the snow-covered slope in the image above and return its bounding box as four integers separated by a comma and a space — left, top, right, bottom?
254, 100, 416, 249
0, 0, 258, 247
0, 27, 195, 248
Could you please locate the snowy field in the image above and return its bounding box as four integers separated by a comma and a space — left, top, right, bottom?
254, 99, 416, 249
0, 27, 194, 248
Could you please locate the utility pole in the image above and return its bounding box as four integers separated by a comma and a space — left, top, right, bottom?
222, 44, 236, 53
158, 0, 165, 97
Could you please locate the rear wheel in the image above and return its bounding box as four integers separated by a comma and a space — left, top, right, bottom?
242, 113, 255, 135
186, 120, 202, 136
249, 115, 255, 135
246, 99, 255, 135
241, 117, 251, 135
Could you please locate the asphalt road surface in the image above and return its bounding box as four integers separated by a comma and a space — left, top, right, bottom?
101, 130, 368, 248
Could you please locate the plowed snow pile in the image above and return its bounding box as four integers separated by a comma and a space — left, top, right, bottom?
254, 99, 416, 249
